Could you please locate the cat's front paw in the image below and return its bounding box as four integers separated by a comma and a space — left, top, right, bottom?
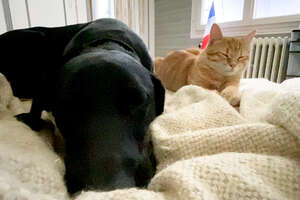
220, 90, 241, 106
229, 95, 241, 106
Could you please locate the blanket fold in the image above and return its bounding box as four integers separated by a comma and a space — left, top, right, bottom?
0, 73, 299, 200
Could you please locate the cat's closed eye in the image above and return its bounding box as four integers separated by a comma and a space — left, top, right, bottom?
218, 52, 229, 59
207, 51, 249, 64
207, 51, 228, 60
237, 56, 248, 61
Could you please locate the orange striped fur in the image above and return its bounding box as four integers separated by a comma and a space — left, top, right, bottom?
154, 24, 255, 106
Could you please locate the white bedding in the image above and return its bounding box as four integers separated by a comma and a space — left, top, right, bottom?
0, 73, 299, 200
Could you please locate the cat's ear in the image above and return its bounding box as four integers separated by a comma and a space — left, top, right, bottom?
245, 30, 256, 43
210, 24, 223, 41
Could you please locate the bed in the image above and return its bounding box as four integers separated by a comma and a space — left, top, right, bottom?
0, 72, 299, 200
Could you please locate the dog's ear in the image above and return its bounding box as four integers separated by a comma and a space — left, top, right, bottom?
118, 86, 148, 115
151, 74, 165, 115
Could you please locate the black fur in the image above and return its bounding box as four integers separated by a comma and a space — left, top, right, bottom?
0, 18, 165, 193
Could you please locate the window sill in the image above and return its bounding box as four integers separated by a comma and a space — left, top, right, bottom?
191, 21, 300, 39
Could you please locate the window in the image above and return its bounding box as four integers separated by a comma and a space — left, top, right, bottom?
253, 0, 300, 19
191, 0, 300, 38
200, 0, 244, 25
92, 0, 115, 20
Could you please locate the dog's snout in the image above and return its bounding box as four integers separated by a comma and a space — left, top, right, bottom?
111, 170, 136, 190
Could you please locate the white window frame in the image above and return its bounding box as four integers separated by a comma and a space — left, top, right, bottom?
191, 0, 300, 38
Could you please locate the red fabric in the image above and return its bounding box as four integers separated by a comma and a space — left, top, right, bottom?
201, 34, 210, 49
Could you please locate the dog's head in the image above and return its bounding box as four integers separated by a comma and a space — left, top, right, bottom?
53, 50, 164, 193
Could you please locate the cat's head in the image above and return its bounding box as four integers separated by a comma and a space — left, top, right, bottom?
204, 24, 255, 76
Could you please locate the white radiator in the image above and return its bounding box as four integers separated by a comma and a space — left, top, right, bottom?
243, 37, 290, 83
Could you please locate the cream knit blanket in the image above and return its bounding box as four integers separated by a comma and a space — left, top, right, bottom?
0, 73, 299, 200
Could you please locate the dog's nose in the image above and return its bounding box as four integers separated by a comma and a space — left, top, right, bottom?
109, 170, 136, 190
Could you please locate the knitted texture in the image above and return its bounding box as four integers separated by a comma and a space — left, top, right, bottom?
0, 74, 68, 200
0, 72, 300, 200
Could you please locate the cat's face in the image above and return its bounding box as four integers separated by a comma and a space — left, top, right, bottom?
205, 37, 251, 76
204, 24, 255, 76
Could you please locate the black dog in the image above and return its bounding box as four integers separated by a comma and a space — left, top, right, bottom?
0, 18, 165, 193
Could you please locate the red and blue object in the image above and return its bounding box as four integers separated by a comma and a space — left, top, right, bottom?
201, 2, 216, 49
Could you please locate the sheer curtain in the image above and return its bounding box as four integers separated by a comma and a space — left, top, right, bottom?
91, 0, 154, 56
114, 0, 149, 50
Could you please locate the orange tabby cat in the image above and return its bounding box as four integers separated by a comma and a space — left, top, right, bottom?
155, 24, 255, 106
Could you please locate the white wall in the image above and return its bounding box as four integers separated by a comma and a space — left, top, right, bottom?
9, 0, 28, 29
0, 0, 89, 33
27, 0, 66, 27
155, 0, 200, 56
0, 1, 7, 34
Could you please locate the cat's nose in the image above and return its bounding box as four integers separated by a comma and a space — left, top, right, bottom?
230, 63, 237, 68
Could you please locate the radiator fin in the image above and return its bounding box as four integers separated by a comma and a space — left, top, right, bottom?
243, 37, 289, 83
